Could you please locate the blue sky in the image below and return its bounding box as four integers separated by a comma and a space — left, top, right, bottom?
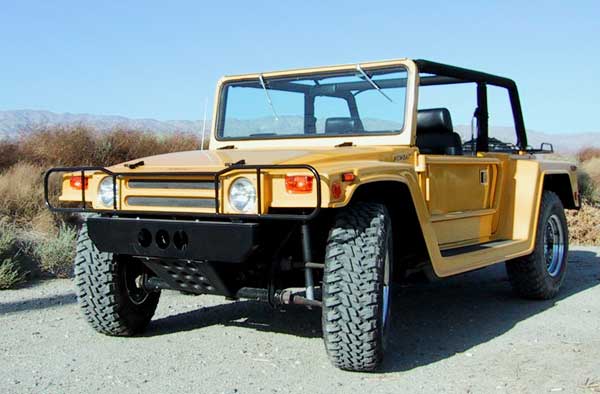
1, 1, 599, 133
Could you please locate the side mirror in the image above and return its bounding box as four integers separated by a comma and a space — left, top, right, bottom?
540, 142, 554, 153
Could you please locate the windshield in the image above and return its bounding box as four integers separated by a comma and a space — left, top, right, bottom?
217, 66, 408, 140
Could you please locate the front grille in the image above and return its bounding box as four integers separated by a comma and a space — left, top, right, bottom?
126, 196, 216, 208
128, 179, 214, 190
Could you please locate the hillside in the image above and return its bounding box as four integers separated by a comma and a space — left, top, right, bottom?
0, 110, 202, 137
1, 109, 598, 153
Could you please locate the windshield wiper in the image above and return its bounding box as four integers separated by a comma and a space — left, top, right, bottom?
356, 64, 393, 103
258, 74, 279, 120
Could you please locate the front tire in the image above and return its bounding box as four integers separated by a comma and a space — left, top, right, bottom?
322, 202, 393, 371
74, 222, 160, 336
506, 191, 569, 299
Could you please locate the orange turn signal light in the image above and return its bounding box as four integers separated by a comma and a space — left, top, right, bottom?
331, 182, 342, 199
342, 172, 356, 182
285, 175, 313, 193
70, 176, 89, 190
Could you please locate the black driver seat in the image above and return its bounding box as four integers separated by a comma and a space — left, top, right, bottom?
416, 108, 463, 155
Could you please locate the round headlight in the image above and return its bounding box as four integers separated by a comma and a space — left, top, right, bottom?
229, 177, 256, 213
97, 177, 119, 207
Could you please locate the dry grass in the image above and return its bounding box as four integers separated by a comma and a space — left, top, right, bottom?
32, 224, 77, 278
91, 129, 198, 165
0, 140, 20, 171
581, 157, 600, 188
0, 163, 46, 224
576, 147, 600, 163
578, 170, 599, 204
0, 124, 200, 286
18, 126, 97, 167
28, 210, 60, 237
9, 124, 201, 168
567, 203, 600, 246
567, 147, 600, 245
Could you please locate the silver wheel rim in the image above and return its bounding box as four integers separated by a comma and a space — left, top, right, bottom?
544, 214, 565, 277
382, 235, 391, 327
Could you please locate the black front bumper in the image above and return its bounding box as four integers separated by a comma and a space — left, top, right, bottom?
87, 217, 259, 263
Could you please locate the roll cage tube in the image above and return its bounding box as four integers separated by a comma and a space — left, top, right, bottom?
414, 59, 528, 151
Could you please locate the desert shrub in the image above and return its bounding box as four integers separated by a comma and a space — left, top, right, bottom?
28, 210, 60, 237
33, 224, 77, 278
0, 140, 20, 171
0, 222, 18, 256
92, 129, 200, 165
0, 124, 201, 284
581, 157, 600, 188
0, 222, 26, 289
18, 125, 97, 167
15, 125, 200, 168
577, 171, 597, 203
160, 131, 202, 153
0, 163, 46, 223
0, 258, 25, 289
576, 147, 600, 163
92, 129, 161, 165
7, 124, 200, 169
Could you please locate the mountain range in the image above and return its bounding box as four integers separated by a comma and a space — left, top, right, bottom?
1, 109, 597, 153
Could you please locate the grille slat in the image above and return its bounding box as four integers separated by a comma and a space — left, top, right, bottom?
127, 197, 216, 208
128, 179, 214, 190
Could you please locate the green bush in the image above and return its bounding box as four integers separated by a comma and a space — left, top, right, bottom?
0, 258, 25, 289
0, 223, 26, 289
33, 224, 77, 278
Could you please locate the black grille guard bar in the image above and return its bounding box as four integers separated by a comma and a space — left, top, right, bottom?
44, 164, 322, 221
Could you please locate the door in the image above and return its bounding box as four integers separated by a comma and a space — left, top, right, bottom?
420, 155, 502, 248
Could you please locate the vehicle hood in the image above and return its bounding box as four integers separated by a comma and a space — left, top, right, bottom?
112, 146, 410, 173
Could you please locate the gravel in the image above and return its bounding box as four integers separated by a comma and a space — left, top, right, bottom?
1, 246, 599, 394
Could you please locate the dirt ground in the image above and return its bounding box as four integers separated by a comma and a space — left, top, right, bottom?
1, 246, 599, 394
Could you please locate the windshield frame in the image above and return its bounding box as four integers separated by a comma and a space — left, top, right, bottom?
210, 59, 419, 148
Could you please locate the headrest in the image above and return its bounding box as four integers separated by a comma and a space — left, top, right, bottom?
325, 117, 358, 134
417, 108, 453, 134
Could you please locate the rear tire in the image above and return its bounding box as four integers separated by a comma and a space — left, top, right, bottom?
322, 202, 393, 371
506, 191, 569, 299
74, 221, 160, 336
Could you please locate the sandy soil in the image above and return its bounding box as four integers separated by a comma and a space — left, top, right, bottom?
1, 246, 599, 394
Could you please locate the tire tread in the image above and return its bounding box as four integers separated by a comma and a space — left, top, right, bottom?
322, 202, 390, 371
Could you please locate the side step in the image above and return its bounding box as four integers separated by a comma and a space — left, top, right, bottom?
440, 239, 513, 258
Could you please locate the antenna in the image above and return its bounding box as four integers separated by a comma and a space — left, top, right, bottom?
200, 97, 208, 150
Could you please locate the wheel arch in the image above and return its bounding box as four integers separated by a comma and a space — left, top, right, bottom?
348, 179, 435, 277
543, 172, 578, 209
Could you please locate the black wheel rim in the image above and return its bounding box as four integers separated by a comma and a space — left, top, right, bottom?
123, 263, 150, 305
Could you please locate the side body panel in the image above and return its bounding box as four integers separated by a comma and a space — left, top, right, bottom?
332, 153, 577, 278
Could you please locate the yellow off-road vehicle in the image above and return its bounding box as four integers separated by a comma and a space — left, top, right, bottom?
46, 59, 579, 371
